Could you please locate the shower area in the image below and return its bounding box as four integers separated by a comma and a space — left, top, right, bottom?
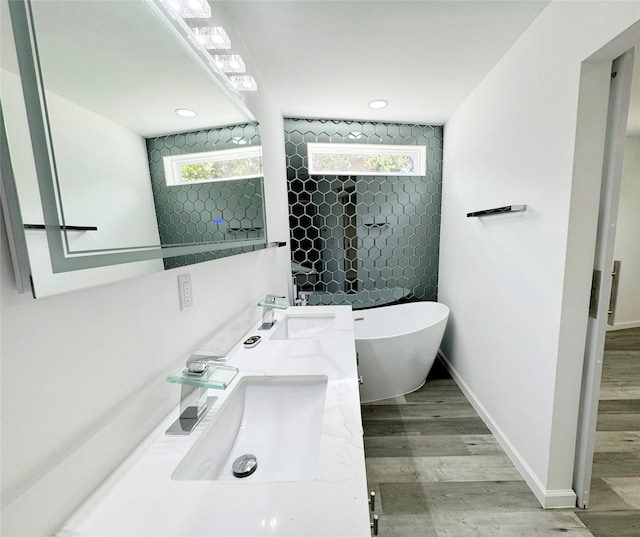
285, 118, 443, 310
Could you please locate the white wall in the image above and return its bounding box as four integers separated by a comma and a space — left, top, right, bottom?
439, 1, 640, 508
47, 94, 161, 252
610, 135, 640, 328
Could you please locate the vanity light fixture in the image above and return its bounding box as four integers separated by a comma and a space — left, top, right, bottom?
210, 54, 246, 73
192, 26, 232, 49
175, 108, 197, 117
229, 75, 258, 92
167, 0, 211, 18
155, 1, 259, 96
368, 99, 389, 110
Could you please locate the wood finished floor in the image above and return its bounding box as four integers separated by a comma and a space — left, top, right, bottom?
576, 327, 640, 536
362, 327, 640, 536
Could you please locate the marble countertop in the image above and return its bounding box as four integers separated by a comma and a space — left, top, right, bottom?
58, 305, 371, 537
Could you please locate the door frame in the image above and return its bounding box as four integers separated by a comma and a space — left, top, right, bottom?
573, 41, 637, 508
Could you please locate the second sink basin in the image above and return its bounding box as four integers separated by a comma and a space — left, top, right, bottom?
172, 375, 328, 482
270, 314, 335, 340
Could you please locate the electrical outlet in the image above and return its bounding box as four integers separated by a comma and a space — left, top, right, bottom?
178, 274, 193, 310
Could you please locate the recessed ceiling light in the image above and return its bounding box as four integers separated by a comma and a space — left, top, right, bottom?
368, 99, 389, 110
175, 108, 197, 118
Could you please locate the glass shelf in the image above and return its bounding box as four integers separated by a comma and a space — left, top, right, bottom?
167, 364, 238, 389
257, 299, 288, 310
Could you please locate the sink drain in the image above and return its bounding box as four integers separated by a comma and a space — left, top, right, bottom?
232, 454, 257, 478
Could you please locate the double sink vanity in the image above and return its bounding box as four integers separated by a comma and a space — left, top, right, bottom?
57, 305, 372, 536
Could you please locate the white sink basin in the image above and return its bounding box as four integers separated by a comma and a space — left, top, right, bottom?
270, 314, 335, 340
172, 375, 328, 481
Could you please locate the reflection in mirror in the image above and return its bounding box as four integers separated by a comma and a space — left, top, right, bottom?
146, 123, 265, 270
0, 0, 268, 297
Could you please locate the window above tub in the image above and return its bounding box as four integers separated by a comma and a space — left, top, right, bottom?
163, 146, 263, 186
307, 143, 426, 176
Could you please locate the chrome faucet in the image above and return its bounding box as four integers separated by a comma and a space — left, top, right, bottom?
295, 291, 309, 306
166, 383, 216, 435
185, 354, 227, 373
165, 354, 228, 435
260, 294, 286, 329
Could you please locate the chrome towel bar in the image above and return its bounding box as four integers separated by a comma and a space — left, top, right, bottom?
466, 204, 527, 217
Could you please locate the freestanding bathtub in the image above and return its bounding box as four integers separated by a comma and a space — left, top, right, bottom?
354, 301, 449, 403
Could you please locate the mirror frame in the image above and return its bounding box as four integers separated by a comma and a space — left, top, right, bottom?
5, 0, 269, 276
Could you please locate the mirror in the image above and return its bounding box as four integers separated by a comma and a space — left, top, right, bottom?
0, 0, 268, 297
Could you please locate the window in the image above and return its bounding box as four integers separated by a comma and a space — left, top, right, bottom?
163, 146, 263, 186
307, 143, 426, 176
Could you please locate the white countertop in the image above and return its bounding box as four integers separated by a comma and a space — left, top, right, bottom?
58, 306, 371, 537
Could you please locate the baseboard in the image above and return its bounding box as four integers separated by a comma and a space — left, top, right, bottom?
437, 351, 577, 509
606, 320, 640, 331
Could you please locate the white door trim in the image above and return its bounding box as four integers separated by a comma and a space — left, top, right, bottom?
573, 48, 635, 509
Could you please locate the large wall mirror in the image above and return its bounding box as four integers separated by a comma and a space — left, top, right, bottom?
0, 0, 269, 297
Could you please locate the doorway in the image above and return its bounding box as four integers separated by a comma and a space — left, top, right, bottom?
574, 44, 639, 509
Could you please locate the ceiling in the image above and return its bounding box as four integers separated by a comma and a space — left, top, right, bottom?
3, 1, 637, 135
221, 0, 639, 135
219, 1, 551, 125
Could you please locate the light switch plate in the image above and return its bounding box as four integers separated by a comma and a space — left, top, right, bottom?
178, 274, 193, 310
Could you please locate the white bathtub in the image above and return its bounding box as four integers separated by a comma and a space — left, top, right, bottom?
354, 301, 449, 403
